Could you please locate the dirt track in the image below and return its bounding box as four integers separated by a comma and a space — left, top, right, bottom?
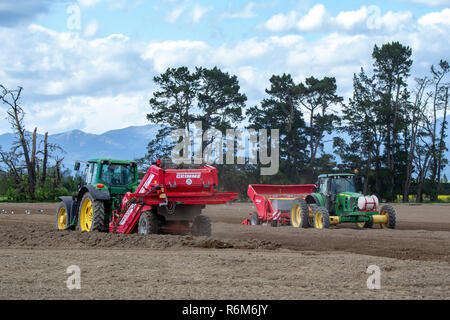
0, 202, 449, 299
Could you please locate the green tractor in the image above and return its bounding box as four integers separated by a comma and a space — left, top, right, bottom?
293, 173, 396, 229
55, 159, 139, 232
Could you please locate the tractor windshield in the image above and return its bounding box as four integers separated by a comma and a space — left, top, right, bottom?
100, 163, 135, 186
330, 176, 357, 194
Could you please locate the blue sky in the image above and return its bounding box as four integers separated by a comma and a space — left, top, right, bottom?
0, 0, 449, 134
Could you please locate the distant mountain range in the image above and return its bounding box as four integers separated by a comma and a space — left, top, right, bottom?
0, 117, 449, 177
0, 124, 160, 171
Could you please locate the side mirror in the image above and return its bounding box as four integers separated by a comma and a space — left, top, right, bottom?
74, 161, 80, 171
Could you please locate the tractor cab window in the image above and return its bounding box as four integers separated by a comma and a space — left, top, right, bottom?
85, 163, 97, 184
100, 164, 135, 186
318, 178, 329, 195
331, 177, 357, 194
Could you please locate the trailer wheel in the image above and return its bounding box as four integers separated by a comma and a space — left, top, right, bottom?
191, 215, 211, 237
290, 198, 310, 228
78, 192, 105, 232
56, 202, 69, 230
250, 212, 260, 226
313, 206, 330, 229
380, 205, 396, 229
138, 211, 160, 235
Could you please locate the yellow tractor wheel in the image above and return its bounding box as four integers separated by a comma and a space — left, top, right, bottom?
56, 202, 69, 230
77, 192, 105, 232
290, 197, 310, 228
313, 206, 330, 229
379, 205, 396, 229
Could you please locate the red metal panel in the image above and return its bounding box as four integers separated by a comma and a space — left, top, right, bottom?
247, 184, 316, 224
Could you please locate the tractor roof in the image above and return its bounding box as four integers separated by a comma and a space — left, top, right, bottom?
318, 173, 355, 178
87, 158, 136, 164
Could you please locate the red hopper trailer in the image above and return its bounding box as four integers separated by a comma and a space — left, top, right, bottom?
243, 184, 316, 226
111, 162, 238, 236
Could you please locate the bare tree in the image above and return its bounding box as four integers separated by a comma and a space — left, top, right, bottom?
0, 85, 38, 199
431, 60, 450, 199
403, 78, 431, 201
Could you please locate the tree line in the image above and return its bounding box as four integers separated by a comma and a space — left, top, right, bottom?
144, 41, 449, 202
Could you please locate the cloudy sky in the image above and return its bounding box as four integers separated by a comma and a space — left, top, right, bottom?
0, 0, 449, 135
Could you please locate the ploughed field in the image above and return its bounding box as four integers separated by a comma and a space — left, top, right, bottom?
0, 202, 449, 299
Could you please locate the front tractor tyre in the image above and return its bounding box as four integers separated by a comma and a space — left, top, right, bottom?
191, 215, 212, 237
290, 197, 310, 228
380, 205, 396, 229
56, 202, 70, 230
78, 192, 106, 232
138, 211, 160, 235
313, 206, 330, 229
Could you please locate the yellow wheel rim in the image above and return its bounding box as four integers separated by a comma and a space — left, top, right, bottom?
291, 204, 302, 227
315, 211, 323, 229
356, 222, 365, 229
80, 197, 93, 231
57, 207, 67, 230
381, 210, 389, 228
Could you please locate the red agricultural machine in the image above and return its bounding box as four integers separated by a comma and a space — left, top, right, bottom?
56, 158, 238, 236
111, 162, 238, 236
242, 184, 316, 227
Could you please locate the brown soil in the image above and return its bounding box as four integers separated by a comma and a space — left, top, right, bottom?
0, 202, 449, 299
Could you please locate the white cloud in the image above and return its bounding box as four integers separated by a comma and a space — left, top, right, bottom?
78, 0, 102, 8
263, 11, 297, 32
264, 5, 415, 34
419, 8, 450, 28
192, 3, 212, 23
167, 6, 185, 23
296, 4, 327, 32
141, 40, 210, 72
84, 20, 99, 37
221, 2, 256, 19
332, 6, 368, 30
399, 0, 450, 5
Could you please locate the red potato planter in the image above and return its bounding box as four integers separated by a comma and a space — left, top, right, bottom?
111, 163, 238, 236
242, 184, 316, 227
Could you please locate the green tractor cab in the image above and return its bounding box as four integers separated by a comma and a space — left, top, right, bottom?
56, 158, 139, 232
304, 173, 396, 229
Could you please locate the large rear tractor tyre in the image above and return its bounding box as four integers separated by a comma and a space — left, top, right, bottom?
191, 215, 212, 237
250, 212, 260, 226
56, 202, 70, 230
138, 211, 160, 235
380, 205, 396, 229
78, 192, 106, 232
290, 198, 310, 228
313, 206, 330, 229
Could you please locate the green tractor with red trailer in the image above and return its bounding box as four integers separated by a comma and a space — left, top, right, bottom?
290, 173, 396, 229
56, 158, 139, 232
